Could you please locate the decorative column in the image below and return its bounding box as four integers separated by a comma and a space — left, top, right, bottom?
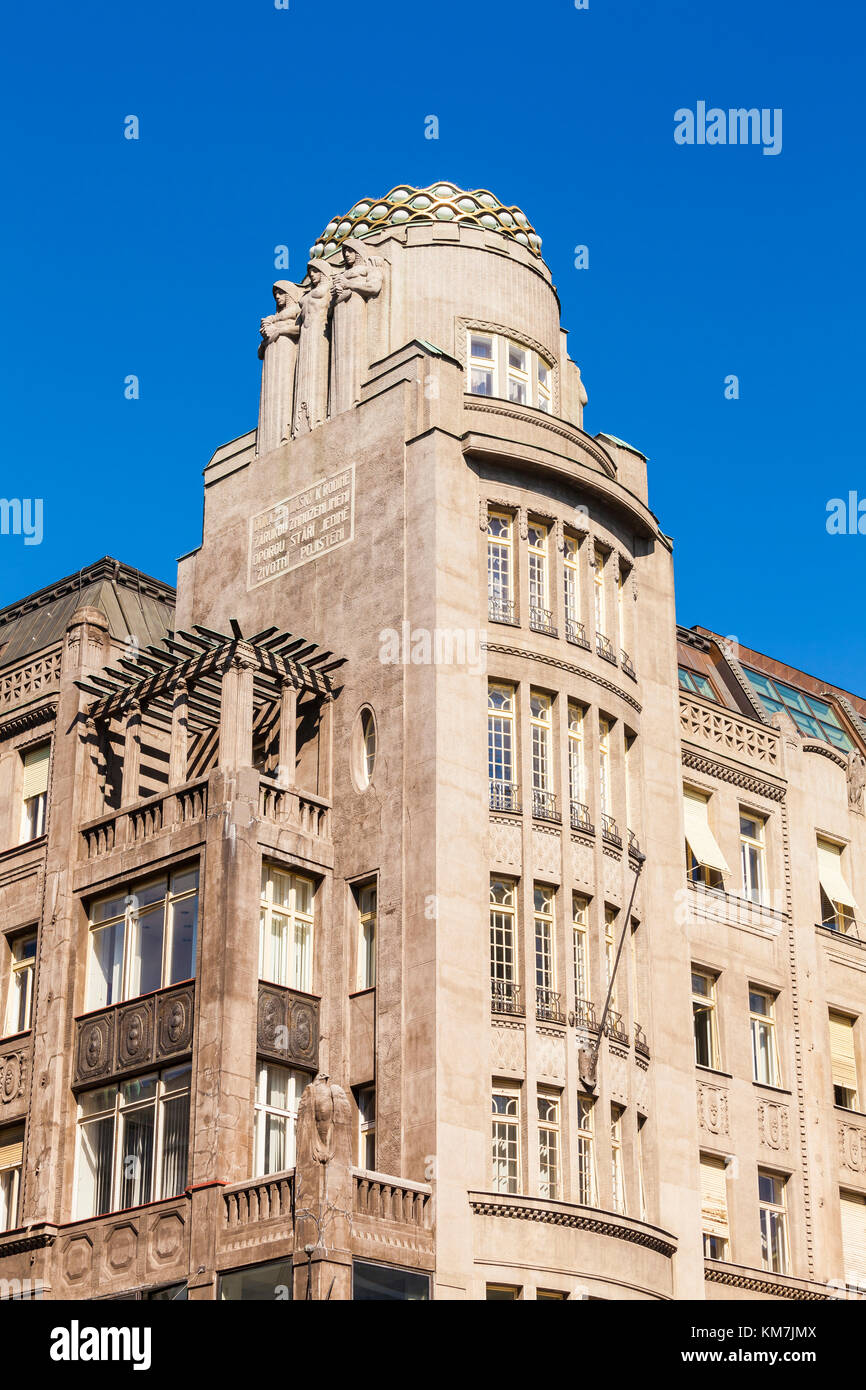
121, 701, 141, 806
218, 646, 256, 771
317, 696, 333, 801
169, 679, 189, 787
257, 280, 303, 455
277, 678, 297, 787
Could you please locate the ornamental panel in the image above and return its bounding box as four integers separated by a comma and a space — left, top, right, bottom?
256, 983, 320, 1071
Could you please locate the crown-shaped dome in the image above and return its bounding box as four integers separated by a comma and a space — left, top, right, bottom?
310, 182, 542, 261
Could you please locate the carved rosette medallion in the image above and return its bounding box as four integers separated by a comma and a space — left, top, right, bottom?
256, 984, 319, 1070
0, 1050, 25, 1103
118, 999, 154, 1069
75, 1013, 114, 1083
157, 987, 194, 1060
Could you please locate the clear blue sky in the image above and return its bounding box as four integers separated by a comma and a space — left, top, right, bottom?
1, 0, 863, 690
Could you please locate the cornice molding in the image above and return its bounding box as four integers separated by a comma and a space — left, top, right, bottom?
681, 748, 786, 802
468, 1192, 676, 1258
485, 643, 641, 714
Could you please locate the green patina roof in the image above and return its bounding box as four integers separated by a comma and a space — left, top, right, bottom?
310, 181, 542, 261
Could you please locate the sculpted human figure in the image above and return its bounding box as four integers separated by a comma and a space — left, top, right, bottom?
257, 280, 303, 455
292, 261, 334, 437
847, 748, 866, 813
329, 238, 385, 417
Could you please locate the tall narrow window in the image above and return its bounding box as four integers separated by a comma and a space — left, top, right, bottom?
74, 1067, 191, 1220
740, 812, 766, 904
567, 701, 585, 813
817, 838, 857, 933
537, 1092, 561, 1200
700, 1154, 730, 1260
830, 1011, 859, 1110
492, 1088, 520, 1193
490, 878, 518, 1013
637, 1115, 648, 1223
357, 1084, 376, 1170
530, 691, 554, 818
630, 922, 641, 1025
487, 510, 514, 623
616, 566, 626, 650
259, 866, 314, 994
0, 1125, 23, 1233
840, 1191, 866, 1288
534, 885, 557, 1020
86, 868, 199, 1011
593, 550, 606, 635
610, 1105, 626, 1214
468, 333, 496, 396
354, 882, 377, 990
4, 933, 36, 1036
758, 1170, 789, 1275
536, 357, 552, 412
692, 969, 720, 1069
598, 717, 611, 818
563, 535, 583, 643
20, 743, 50, 843
604, 907, 619, 1013
488, 683, 517, 811
576, 1096, 596, 1205
528, 523, 553, 633
750, 988, 780, 1087
253, 1063, 307, 1177
506, 341, 529, 404
683, 788, 728, 889
572, 895, 591, 1013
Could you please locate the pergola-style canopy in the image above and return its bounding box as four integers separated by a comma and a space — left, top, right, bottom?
76, 620, 345, 732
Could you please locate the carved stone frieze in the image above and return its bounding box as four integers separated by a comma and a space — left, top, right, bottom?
757, 1099, 790, 1152
697, 1081, 729, 1136
0, 1048, 26, 1105
74, 984, 195, 1085
840, 1121, 866, 1174
256, 983, 319, 1071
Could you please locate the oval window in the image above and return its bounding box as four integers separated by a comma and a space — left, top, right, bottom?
352, 707, 377, 790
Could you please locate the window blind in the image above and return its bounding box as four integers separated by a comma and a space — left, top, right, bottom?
0, 1130, 24, 1171
700, 1154, 729, 1238
21, 744, 50, 801
840, 1191, 866, 1284
830, 1012, 858, 1092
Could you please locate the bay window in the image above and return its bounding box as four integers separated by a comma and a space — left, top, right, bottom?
259, 864, 314, 994
253, 1062, 308, 1176
86, 868, 199, 1011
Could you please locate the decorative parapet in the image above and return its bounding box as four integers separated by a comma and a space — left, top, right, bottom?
0, 648, 62, 712
73, 982, 194, 1086
468, 1191, 677, 1258
80, 777, 209, 859
353, 1171, 433, 1230
258, 779, 331, 839
256, 983, 319, 1072
680, 696, 780, 767
222, 1171, 295, 1233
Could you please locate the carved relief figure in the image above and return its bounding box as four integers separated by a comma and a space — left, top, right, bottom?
847, 749, 866, 813
257, 280, 303, 456
328, 239, 384, 417
292, 261, 334, 437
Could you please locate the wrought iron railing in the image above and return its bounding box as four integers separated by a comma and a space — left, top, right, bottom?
488, 595, 517, 625
565, 618, 590, 649
535, 987, 565, 1024
634, 1022, 650, 1057
601, 814, 622, 847
570, 998, 598, 1030
621, 649, 636, 679
531, 788, 559, 821
604, 1010, 630, 1045
628, 827, 641, 855
491, 980, 524, 1016
596, 632, 617, 663
489, 780, 521, 813
570, 800, 594, 833
530, 606, 557, 637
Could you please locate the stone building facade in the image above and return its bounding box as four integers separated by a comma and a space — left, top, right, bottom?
0, 183, 864, 1301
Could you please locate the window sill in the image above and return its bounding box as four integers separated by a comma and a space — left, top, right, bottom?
349, 986, 376, 1000
695, 1064, 732, 1081
752, 1081, 791, 1097
0, 1027, 31, 1046
834, 1102, 866, 1121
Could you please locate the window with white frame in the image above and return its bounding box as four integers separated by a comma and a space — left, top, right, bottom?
537, 1091, 560, 1200
817, 837, 857, 933
74, 1065, 190, 1220
360, 709, 376, 785
740, 811, 766, 904
683, 788, 728, 890
0, 1125, 23, 1232
488, 682, 517, 809
354, 881, 377, 991
604, 907, 619, 1013
598, 717, 612, 818
528, 523, 550, 626
490, 877, 517, 1010
567, 701, 585, 808
534, 884, 556, 1015
576, 1096, 596, 1205
572, 894, 590, 1008
253, 1062, 308, 1176
610, 1104, 626, 1214
700, 1153, 730, 1261
537, 358, 551, 412
20, 743, 50, 843
468, 333, 496, 396
692, 968, 720, 1070
530, 691, 553, 812
487, 510, 514, 621
259, 864, 314, 994
506, 340, 530, 405
829, 1011, 859, 1111
492, 1087, 520, 1193
563, 533, 581, 636
86, 868, 199, 1011
356, 1083, 376, 1170
750, 988, 780, 1087
593, 550, 606, 635
4, 932, 36, 1037
758, 1169, 789, 1275
616, 565, 626, 650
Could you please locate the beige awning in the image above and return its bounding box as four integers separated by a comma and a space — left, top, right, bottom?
818, 839, 858, 913
683, 790, 730, 874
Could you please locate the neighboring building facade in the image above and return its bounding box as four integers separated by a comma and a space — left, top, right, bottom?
1, 183, 865, 1301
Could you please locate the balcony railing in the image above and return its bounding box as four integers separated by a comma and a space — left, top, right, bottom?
628, 827, 641, 856
488, 595, 517, 625
258, 779, 331, 837
621, 649, 636, 679
222, 1170, 294, 1230
530, 606, 557, 637
635, 1022, 650, 1057
535, 987, 565, 1024
604, 1010, 630, 1045
565, 618, 590, 650
570, 800, 594, 834
596, 632, 617, 664
489, 780, 521, 813
601, 814, 622, 848
491, 980, 524, 1016
531, 788, 559, 822
569, 998, 598, 1031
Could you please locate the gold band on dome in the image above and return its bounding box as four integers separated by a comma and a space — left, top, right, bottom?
310, 182, 543, 261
